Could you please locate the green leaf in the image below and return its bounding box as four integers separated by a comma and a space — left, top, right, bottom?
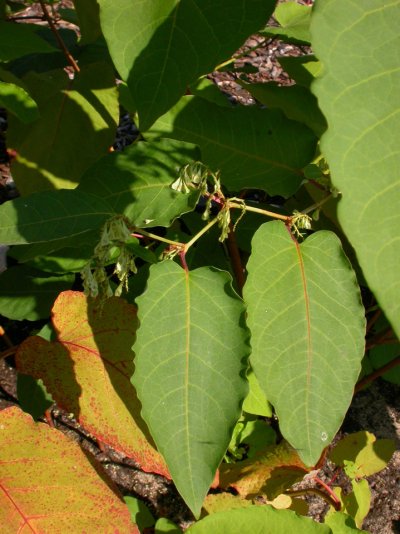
0, 190, 112, 245
155, 518, 181, 534
189, 78, 233, 108
124, 496, 155, 531
0, 265, 73, 320
8, 62, 119, 194
311, 0, 400, 338
261, 1, 312, 44
79, 139, 201, 228
279, 55, 322, 88
98, 0, 274, 130
341, 480, 371, 529
17, 374, 53, 420
325, 512, 368, 534
329, 431, 395, 478
0, 81, 39, 123
240, 82, 327, 137
9, 231, 99, 265
0, 21, 57, 61
73, 0, 102, 45
243, 221, 366, 466
219, 440, 307, 499
368, 342, 400, 385
148, 96, 317, 196
242, 368, 273, 418
186, 505, 331, 533
132, 262, 250, 516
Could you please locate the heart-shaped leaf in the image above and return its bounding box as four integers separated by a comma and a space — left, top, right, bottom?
148, 96, 317, 197
16, 291, 169, 477
0, 407, 139, 533
79, 139, 201, 228
187, 505, 331, 534
243, 221, 366, 466
311, 0, 400, 338
98, 0, 274, 130
132, 262, 250, 516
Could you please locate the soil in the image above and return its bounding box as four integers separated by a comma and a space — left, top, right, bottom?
0, 1, 399, 532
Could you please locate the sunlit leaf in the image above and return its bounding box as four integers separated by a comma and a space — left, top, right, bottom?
148, 96, 317, 196
311, 0, 400, 338
0, 407, 139, 533
219, 441, 308, 499
244, 221, 366, 465
0, 190, 112, 245
79, 139, 201, 228
187, 505, 331, 533
133, 262, 250, 516
0, 264, 73, 320
261, 1, 312, 44
8, 62, 119, 194
329, 431, 395, 478
16, 291, 169, 477
98, 0, 274, 130
0, 81, 39, 123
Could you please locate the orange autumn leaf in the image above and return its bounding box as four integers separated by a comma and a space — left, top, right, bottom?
16, 290, 169, 478
0, 406, 139, 533
219, 441, 309, 498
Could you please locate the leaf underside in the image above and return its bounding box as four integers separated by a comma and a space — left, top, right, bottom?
133, 262, 250, 516
311, 0, 400, 338
244, 221, 365, 466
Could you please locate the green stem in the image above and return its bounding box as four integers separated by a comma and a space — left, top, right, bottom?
228, 201, 290, 222
301, 193, 333, 215
285, 488, 341, 511
132, 229, 183, 249
38, 0, 80, 73
355, 354, 400, 392
183, 216, 220, 252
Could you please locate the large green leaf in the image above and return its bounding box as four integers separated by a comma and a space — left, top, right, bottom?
79, 139, 201, 228
243, 221, 365, 466
0, 21, 57, 61
98, 0, 274, 130
132, 262, 250, 516
148, 96, 317, 196
7, 62, 119, 194
0, 190, 112, 245
187, 506, 331, 534
0, 265, 73, 320
240, 82, 327, 137
311, 1, 400, 338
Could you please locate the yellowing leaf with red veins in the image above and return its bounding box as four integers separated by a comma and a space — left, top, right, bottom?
16, 290, 169, 478
0, 406, 139, 533
219, 441, 308, 498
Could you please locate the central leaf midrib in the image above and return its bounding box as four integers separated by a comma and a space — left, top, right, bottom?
183, 267, 195, 498
293, 237, 312, 452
